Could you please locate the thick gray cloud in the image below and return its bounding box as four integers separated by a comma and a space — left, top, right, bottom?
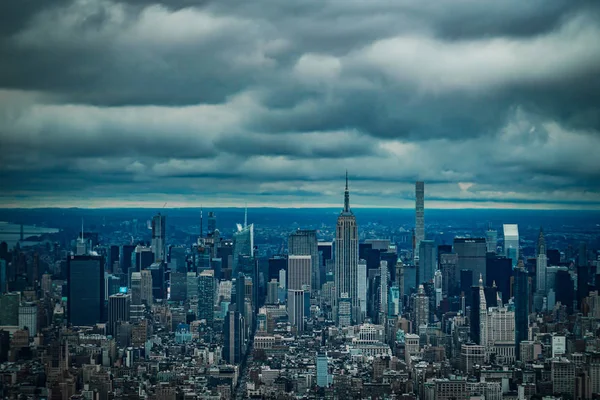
0, 0, 599, 208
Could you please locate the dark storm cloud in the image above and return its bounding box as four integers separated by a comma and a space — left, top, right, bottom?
1, 0, 600, 207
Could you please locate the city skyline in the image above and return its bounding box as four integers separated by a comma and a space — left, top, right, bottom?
1, 2, 600, 209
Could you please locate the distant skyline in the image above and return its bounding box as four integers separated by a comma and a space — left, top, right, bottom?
1, 1, 599, 209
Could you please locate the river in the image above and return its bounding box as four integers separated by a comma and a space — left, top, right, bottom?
0, 222, 60, 249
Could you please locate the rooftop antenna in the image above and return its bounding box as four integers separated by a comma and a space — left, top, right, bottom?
244, 203, 248, 229
200, 205, 203, 238
80, 218, 84, 243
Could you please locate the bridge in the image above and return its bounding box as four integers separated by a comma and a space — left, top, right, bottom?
0, 225, 54, 241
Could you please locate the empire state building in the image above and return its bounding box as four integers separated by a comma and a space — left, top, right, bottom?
334, 172, 359, 326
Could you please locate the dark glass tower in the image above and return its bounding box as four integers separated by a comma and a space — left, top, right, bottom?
514, 266, 529, 360
68, 254, 104, 326
555, 270, 574, 313
198, 269, 215, 325
109, 245, 120, 273
223, 309, 243, 364
107, 293, 130, 336
121, 244, 135, 279
486, 255, 513, 305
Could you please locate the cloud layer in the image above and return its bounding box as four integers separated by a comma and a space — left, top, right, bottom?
1, 0, 600, 208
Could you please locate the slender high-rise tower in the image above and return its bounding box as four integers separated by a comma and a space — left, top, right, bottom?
334, 172, 359, 325
415, 182, 425, 262
536, 227, 548, 295
151, 213, 166, 262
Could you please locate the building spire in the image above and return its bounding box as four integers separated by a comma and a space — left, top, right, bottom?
244, 203, 248, 228
80, 218, 84, 243
200, 205, 203, 238
343, 171, 350, 212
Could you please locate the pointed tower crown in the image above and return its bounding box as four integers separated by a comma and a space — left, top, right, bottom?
343, 170, 350, 213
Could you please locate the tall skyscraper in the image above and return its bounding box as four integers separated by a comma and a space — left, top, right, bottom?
434, 269, 443, 307
485, 225, 498, 254
207, 211, 217, 235
186, 272, 198, 299
140, 269, 153, 305
415, 284, 429, 329
151, 213, 166, 262
109, 245, 120, 272
170, 272, 187, 301
267, 279, 279, 304
358, 259, 367, 319
454, 238, 487, 286
108, 293, 131, 336
396, 260, 405, 299
485, 255, 512, 305
130, 272, 142, 305
379, 261, 389, 323
535, 227, 548, 311
503, 224, 520, 265
68, 254, 104, 326
514, 264, 529, 360
440, 253, 458, 297
287, 289, 305, 333
121, 244, 136, 278
334, 173, 359, 325
288, 229, 319, 291
470, 275, 487, 345
415, 181, 425, 262
288, 255, 312, 292
198, 269, 215, 324
148, 262, 166, 301
418, 239, 437, 284
232, 215, 254, 276
223, 309, 243, 364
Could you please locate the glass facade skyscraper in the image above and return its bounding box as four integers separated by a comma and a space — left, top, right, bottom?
198, 269, 215, 324
503, 224, 519, 266
68, 254, 104, 326
418, 239, 437, 284
514, 265, 529, 360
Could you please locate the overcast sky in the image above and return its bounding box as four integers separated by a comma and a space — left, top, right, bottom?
1, 0, 599, 209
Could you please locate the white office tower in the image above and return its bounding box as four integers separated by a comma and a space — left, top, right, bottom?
357, 260, 367, 321
415, 284, 429, 329
287, 289, 305, 333
415, 181, 425, 262
288, 255, 312, 291
151, 213, 166, 262
288, 229, 319, 291
279, 269, 287, 290
334, 172, 359, 326
434, 269, 443, 308
503, 224, 520, 266
379, 261, 389, 323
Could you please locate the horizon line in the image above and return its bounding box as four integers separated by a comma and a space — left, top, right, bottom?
1, 206, 599, 212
